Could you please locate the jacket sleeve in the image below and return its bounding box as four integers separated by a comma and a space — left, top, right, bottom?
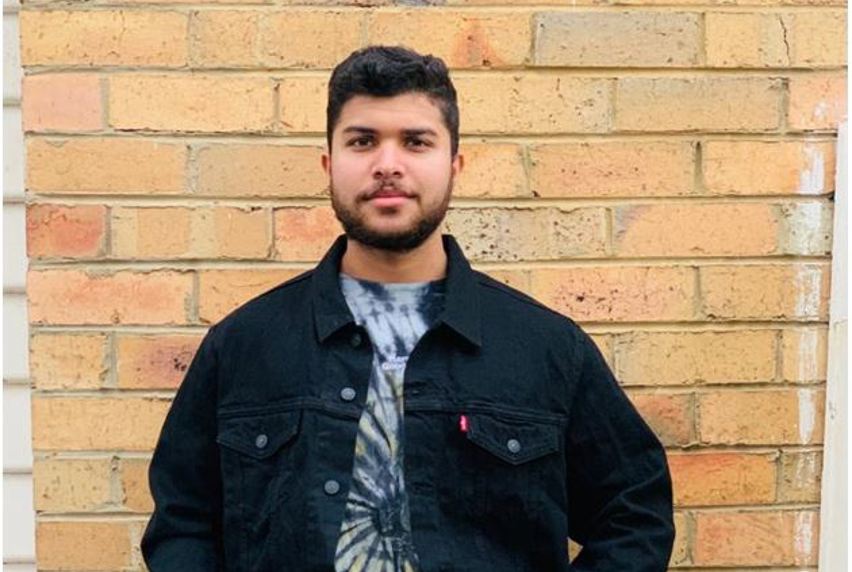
141, 325, 225, 570
565, 331, 675, 571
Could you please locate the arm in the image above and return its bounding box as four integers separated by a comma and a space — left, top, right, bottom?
565, 332, 674, 571
141, 325, 225, 570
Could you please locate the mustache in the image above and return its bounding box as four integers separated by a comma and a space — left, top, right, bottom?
361, 179, 414, 200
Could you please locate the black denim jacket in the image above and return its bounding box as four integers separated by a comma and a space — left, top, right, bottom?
141, 234, 674, 571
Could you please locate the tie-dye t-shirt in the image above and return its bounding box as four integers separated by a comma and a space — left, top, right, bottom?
334, 273, 446, 572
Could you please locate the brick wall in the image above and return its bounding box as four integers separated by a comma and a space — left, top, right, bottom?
21, 0, 845, 569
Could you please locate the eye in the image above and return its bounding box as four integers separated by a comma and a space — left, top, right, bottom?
405, 137, 431, 149
347, 136, 374, 148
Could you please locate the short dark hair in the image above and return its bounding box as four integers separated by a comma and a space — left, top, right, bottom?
326, 46, 460, 156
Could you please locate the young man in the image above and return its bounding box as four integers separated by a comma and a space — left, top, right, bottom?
142, 46, 674, 571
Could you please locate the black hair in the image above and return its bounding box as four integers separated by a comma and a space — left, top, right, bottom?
326, 46, 459, 156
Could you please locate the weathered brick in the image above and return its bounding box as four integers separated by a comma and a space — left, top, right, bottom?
27, 137, 187, 194
36, 521, 134, 570
778, 450, 822, 502
670, 512, 689, 567
474, 268, 530, 294
788, 72, 847, 131
32, 397, 171, 451
589, 334, 614, 366
261, 10, 363, 68
781, 327, 828, 382
702, 139, 835, 195
109, 75, 275, 133
529, 141, 694, 198
615, 330, 776, 386
626, 392, 694, 447
20, 10, 187, 67
274, 206, 341, 262
27, 204, 107, 258
444, 207, 607, 262
22, 74, 102, 132
192, 10, 260, 68
198, 268, 304, 323
698, 388, 825, 445
369, 10, 530, 68
454, 143, 528, 198
111, 206, 271, 260
197, 144, 326, 197
30, 333, 108, 390
33, 458, 113, 512
535, 12, 700, 67
119, 458, 153, 512
777, 201, 833, 255
700, 263, 830, 320
28, 269, 192, 325
530, 266, 696, 322
705, 12, 789, 68
278, 76, 327, 133
616, 77, 782, 132
669, 452, 777, 506
694, 509, 819, 566
790, 10, 847, 67
116, 334, 204, 389
456, 74, 612, 134
613, 203, 779, 257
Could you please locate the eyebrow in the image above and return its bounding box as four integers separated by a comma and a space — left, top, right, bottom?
341, 126, 439, 137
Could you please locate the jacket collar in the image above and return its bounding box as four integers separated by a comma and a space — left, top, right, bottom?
310, 234, 482, 348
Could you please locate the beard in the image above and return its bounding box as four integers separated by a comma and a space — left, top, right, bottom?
330, 175, 453, 253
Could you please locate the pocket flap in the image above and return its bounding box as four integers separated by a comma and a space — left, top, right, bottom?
217, 410, 300, 460
467, 414, 559, 465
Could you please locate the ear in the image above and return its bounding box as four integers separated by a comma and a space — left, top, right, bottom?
452, 152, 464, 178
321, 152, 330, 176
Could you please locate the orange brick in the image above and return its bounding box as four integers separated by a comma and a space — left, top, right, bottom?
790, 10, 847, 67
278, 76, 327, 133
626, 392, 694, 447
119, 458, 154, 512
37, 521, 134, 570
198, 268, 304, 323
28, 269, 192, 325
694, 509, 819, 566
444, 207, 607, 262
669, 452, 777, 506
457, 74, 612, 134
788, 72, 847, 131
111, 206, 271, 260
454, 143, 528, 198
33, 458, 113, 512
30, 333, 108, 390
116, 334, 204, 389
778, 450, 822, 502
369, 10, 530, 68
781, 327, 828, 382
670, 512, 689, 567
27, 204, 107, 258
529, 141, 695, 198
613, 203, 779, 257
534, 12, 700, 67
615, 330, 776, 386
192, 11, 260, 67
702, 139, 835, 196
22, 74, 102, 132
109, 75, 275, 133
705, 12, 789, 68
26, 137, 186, 194
698, 388, 825, 445
700, 263, 830, 320
261, 10, 363, 68
274, 206, 341, 262
196, 144, 326, 197
530, 266, 696, 322
616, 77, 782, 132
32, 397, 171, 451
20, 10, 187, 67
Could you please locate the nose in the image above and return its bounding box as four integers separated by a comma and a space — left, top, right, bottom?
372, 142, 404, 180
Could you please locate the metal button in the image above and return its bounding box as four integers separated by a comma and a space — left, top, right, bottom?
340, 387, 356, 402
507, 438, 521, 454
323, 479, 340, 495
350, 332, 363, 347
255, 434, 268, 449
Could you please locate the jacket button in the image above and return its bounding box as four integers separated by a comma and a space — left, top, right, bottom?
350, 332, 363, 347
507, 438, 521, 454
340, 387, 356, 402
323, 479, 340, 495
255, 434, 268, 449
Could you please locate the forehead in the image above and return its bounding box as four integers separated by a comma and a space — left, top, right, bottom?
335, 92, 446, 133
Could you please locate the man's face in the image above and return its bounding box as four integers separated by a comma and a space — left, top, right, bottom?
322, 92, 463, 252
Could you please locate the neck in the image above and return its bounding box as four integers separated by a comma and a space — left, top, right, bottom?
340, 232, 447, 283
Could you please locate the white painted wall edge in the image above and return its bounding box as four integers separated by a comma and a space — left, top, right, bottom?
818, 120, 848, 571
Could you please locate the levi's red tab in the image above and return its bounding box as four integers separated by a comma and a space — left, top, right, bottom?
459, 414, 469, 433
